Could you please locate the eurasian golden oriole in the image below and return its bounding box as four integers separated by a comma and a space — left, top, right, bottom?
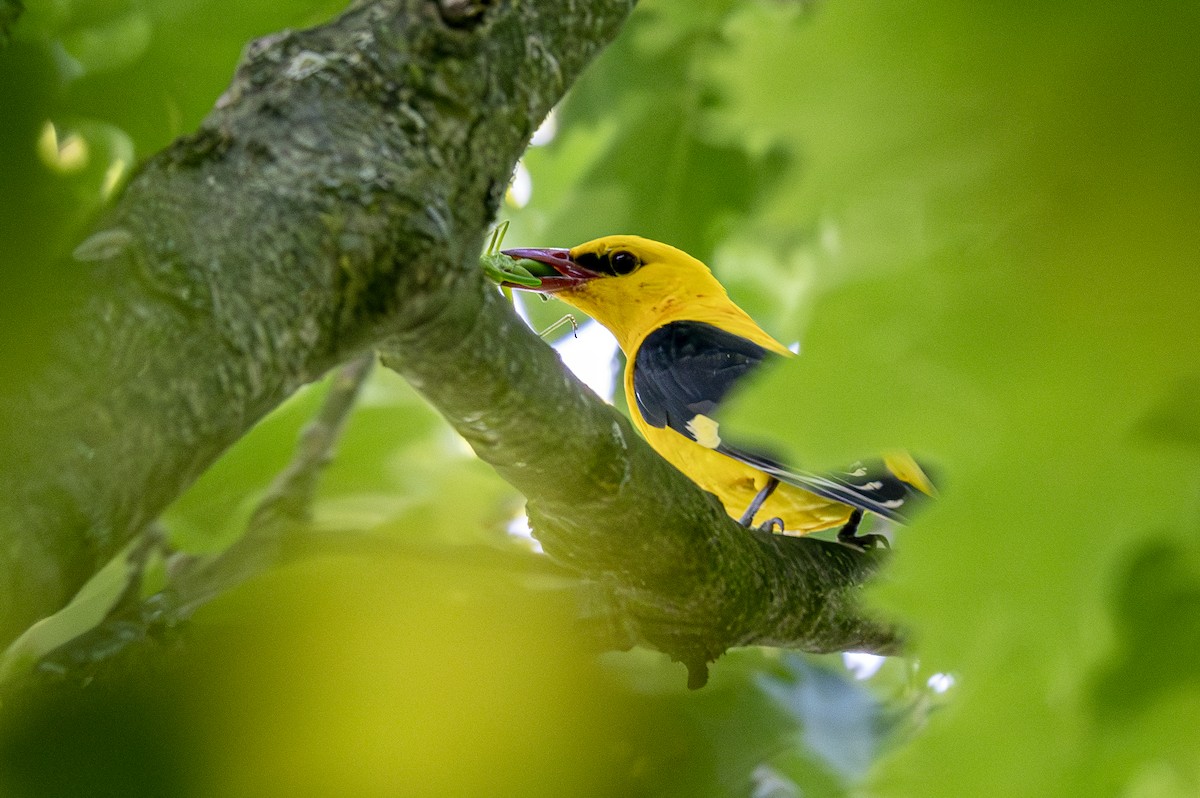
501, 235, 933, 547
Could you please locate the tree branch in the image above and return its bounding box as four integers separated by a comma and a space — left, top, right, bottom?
0, 0, 633, 644
380, 288, 899, 687
1, 0, 902, 685
8, 354, 375, 687
166, 352, 375, 616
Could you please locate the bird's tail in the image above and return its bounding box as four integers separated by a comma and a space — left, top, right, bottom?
720, 444, 936, 523
883, 451, 937, 497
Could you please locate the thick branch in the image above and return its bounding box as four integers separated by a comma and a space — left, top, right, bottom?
0, 0, 633, 645
380, 287, 900, 685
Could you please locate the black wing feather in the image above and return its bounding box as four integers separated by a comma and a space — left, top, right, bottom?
633, 321, 777, 433
633, 321, 926, 521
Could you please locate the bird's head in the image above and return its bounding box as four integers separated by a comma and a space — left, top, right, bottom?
501, 235, 731, 345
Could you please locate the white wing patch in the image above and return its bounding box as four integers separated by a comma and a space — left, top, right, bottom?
686, 414, 722, 449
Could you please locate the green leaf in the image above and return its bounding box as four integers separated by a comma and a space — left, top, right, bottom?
59, 9, 152, 75
1090, 537, 1200, 722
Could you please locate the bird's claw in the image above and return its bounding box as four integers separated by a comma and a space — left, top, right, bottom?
837, 531, 890, 551
835, 508, 889, 550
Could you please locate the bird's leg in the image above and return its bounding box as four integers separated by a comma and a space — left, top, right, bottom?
738, 477, 779, 527
836, 509, 890, 550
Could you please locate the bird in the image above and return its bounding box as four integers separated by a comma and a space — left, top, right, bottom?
499, 235, 934, 547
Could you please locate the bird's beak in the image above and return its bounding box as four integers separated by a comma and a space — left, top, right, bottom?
500, 247, 597, 292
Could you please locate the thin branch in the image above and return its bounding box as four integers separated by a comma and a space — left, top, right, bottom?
167, 352, 375, 614
21, 353, 375, 684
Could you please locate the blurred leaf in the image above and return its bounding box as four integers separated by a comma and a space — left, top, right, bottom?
59, 8, 152, 74
0, 538, 138, 685
0, 42, 92, 399
712, 2, 1200, 795
0, 557, 822, 798
0, 0, 20, 46
183, 555, 620, 796
39, 0, 347, 152
508, 0, 788, 265
1138, 376, 1200, 452
0, 674, 191, 797
1090, 536, 1200, 721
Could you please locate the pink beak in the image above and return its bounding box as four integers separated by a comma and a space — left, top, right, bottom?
500, 247, 598, 292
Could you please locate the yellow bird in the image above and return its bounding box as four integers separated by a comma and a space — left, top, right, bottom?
501, 235, 934, 547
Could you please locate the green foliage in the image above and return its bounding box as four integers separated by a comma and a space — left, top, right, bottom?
3, 0, 1199, 795
0, 0, 21, 46
507, 0, 789, 265
713, 1, 1200, 795
509, 0, 1200, 793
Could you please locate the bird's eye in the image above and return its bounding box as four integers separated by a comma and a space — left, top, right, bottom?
610, 250, 639, 275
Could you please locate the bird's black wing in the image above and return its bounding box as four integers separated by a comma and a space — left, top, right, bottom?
632, 320, 925, 521
632, 320, 777, 432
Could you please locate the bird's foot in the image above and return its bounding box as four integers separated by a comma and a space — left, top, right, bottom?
840, 532, 890, 551
836, 509, 890, 551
